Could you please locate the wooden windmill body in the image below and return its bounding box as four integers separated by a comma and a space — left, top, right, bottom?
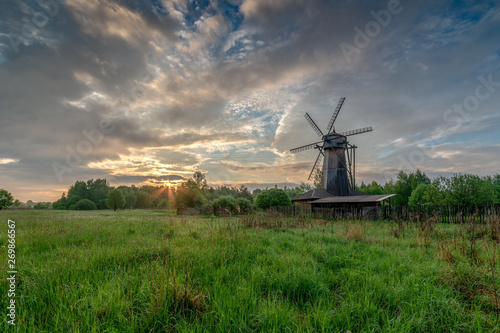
290, 97, 372, 195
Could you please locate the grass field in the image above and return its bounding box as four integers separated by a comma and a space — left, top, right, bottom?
1, 210, 500, 332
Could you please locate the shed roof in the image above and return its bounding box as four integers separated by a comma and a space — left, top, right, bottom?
311, 194, 395, 204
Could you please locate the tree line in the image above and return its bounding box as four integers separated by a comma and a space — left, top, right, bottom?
358, 170, 500, 207
1, 169, 498, 211
51, 179, 174, 210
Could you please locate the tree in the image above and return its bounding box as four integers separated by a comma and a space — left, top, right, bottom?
390, 170, 431, 206
125, 191, 137, 209
236, 185, 253, 202
254, 189, 291, 210
0, 189, 14, 210
443, 174, 496, 207
252, 189, 262, 200
157, 199, 169, 208
75, 199, 97, 210
66, 195, 82, 210
13, 199, 21, 208
360, 181, 384, 195
174, 179, 206, 210
285, 182, 313, 199
193, 171, 207, 190
34, 202, 51, 209
135, 191, 152, 209
68, 180, 89, 201
492, 175, 500, 204
53, 193, 68, 210
106, 189, 126, 211
87, 178, 111, 208
408, 184, 432, 206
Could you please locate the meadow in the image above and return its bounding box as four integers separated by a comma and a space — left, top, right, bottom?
1, 209, 499, 332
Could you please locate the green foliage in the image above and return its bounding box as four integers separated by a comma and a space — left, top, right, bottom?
52, 193, 68, 210
125, 191, 137, 209
68, 180, 88, 201
492, 174, 500, 204
34, 202, 51, 209
254, 189, 292, 210
135, 191, 152, 209
442, 174, 497, 206
157, 199, 169, 208
57, 179, 112, 209
54, 178, 175, 210
359, 181, 384, 195
211, 195, 238, 216
285, 182, 313, 199
106, 189, 126, 211
0, 189, 14, 209
193, 171, 207, 189
252, 188, 262, 200
175, 178, 207, 210
408, 184, 432, 206
75, 199, 97, 210
67, 194, 82, 210
235, 185, 253, 203
386, 169, 430, 206
87, 179, 111, 207
407, 174, 497, 207
236, 197, 253, 214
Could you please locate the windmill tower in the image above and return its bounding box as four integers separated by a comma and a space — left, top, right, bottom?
290, 97, 372, 196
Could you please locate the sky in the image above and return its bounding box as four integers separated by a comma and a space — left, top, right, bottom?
0, 0, 499, 202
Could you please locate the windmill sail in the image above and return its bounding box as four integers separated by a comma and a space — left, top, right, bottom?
290, 97, 372, 196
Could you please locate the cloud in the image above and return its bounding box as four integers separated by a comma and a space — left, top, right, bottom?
0, 0, 499, 202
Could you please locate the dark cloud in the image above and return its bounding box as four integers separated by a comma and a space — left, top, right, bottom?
0, 0, 499, 201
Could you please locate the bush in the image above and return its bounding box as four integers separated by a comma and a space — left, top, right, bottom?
75, 199, 97, 210
211, 195, 237, 216
254, 189, 291, 210
236, 197, 253, 214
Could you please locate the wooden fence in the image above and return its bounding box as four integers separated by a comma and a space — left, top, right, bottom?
269, 204, 500, 222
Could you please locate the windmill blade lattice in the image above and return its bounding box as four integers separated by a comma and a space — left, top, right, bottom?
290, 141, 323, 154
338, 126, 373, 137
308, 150, 324, 181
326, 97, 345, 134
304, 112, 324, 138
288, 96, 373, 196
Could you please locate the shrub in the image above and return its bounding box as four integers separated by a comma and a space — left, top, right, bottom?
211, 195, 237, 216
75, 199, 97, 210
254, 189, 291, 210
236, 197, 253, 214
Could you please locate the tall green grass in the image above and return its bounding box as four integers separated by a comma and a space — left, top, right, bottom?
0, 210, 499, 332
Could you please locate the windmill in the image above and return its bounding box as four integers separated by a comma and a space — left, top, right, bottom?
290, 97, 372, 196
